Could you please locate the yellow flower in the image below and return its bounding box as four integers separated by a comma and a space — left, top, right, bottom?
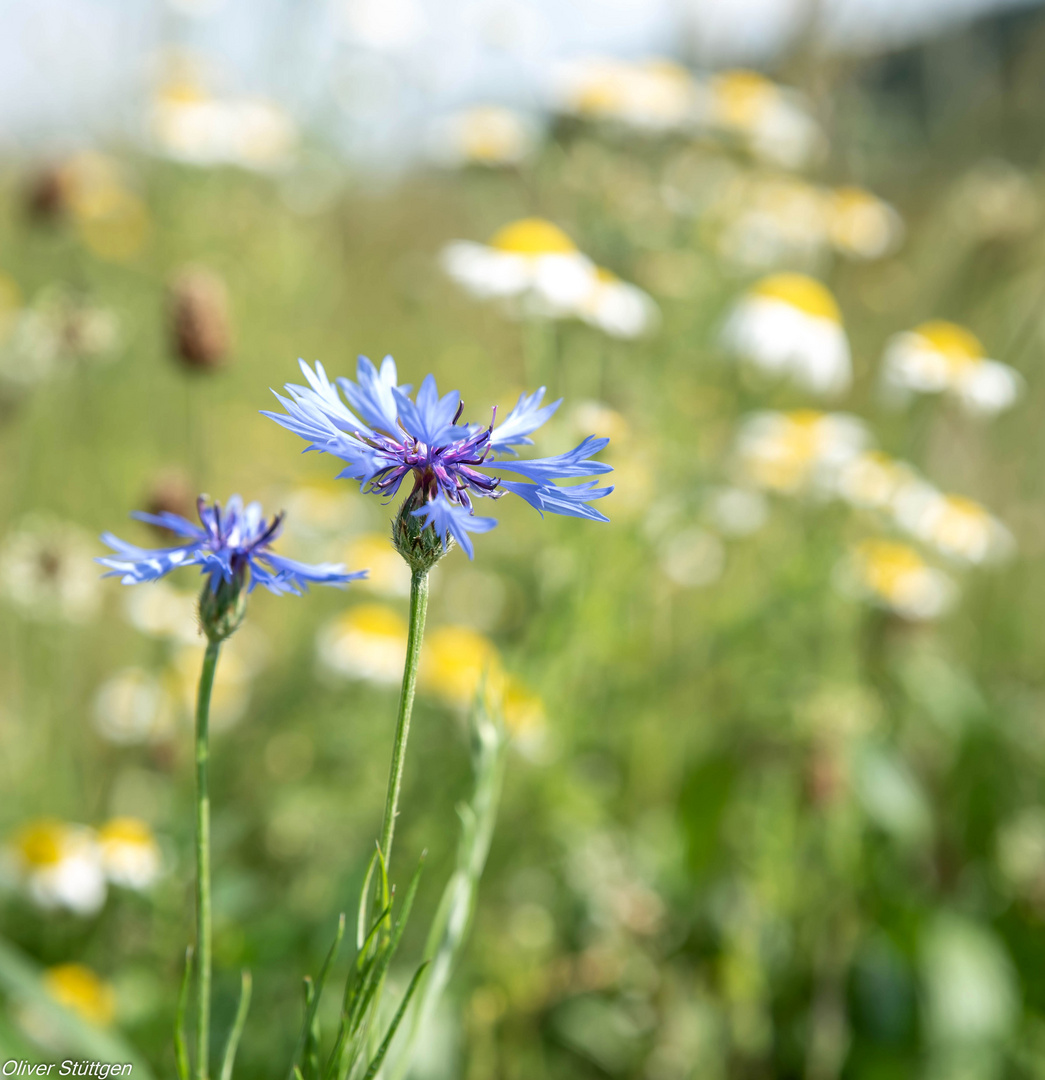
43, 964, 116, 1026
98, 818, 161, 890
842, 539, 955, 621
881, 320, 1022, 416
421, 626, 504, 710
723, 275, 850, 395
317, 605, 407, 685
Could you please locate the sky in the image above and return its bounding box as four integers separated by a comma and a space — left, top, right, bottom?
0, 0, 1040, 161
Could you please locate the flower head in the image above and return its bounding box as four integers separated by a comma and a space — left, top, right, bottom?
264, 357, 613, 563
5, 820, 107, 916
881, 320, 1022, 417
838, 539, 956, 621
722, 273, 851, 396
99, 494, 363, 596
44, 964, 116, 1026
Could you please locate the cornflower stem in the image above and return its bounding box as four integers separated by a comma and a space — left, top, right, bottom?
194, 639, 221, 1080
378, 568, 430, 879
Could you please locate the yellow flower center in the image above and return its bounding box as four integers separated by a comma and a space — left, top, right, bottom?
98, 817, 155, 849
44, 964, 116, 1026
857, 540, 926, 600
711, 69, 778, 126
12, 820, 68, 866
489, 218, 577, 256
751, 273, 841, 322
911, 320, 984, 371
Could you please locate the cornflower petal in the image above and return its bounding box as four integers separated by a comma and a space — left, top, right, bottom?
392, 374, 462, 446
337, 355, 408, 435
411, 495, 498, 560
499, 479, 613, 521
491, 387, 561, 453
493, 435, 612, 483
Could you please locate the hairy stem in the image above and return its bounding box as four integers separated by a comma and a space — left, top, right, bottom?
195, 640, 221, 1080
378, 569, 430, 873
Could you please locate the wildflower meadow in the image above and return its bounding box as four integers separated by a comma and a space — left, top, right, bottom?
2, 8, 1045, 1079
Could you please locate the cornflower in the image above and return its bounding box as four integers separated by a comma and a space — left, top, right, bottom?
98, 493, 363, 1080
263, 356, 613, 564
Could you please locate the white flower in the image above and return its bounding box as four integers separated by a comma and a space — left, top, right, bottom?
93, 667, 178, 746
152, 81, 296, 170
700, 70, 824, 169
722, 273, 851, 396
426, 106, 539, 167
98, 818, 162, 890
6, 821, 107, 916
834, 451, 921, 513
122, 580, 199, 643
0, 516, 102, 624
881, 321, 1022, 417
736, 410, 870, 495
714, 175, 830, 271
441, 217, 597, 314
553, 57, 700, 133
893, 487, 1014, 566
837, 539, 956, 621
576, 268, 658, 339
828, 186, 903, 260
317, 605, 407, 685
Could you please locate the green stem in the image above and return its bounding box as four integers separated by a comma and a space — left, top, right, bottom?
195, 640, 221, 1080
378, 569, 430, 872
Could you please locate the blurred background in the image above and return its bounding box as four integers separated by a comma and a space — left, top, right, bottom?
2, 0, 1045, 1077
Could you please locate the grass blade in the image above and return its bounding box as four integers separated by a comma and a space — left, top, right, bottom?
175, 946, 194, 1080
218, 969, 252, 1080
287, 914, 347, 1080
361, 963, 430, 1080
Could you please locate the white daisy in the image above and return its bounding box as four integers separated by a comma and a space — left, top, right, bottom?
736, 410, 870, 496
722, 273, 851, 395
838, 539, 956, 621
881, 320, 1022, 417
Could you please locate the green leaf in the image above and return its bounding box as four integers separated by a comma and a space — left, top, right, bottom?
218, 969, 251, 1080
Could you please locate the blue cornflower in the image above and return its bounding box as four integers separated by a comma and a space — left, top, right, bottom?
99, 494, 365, 595
262, 357, 614, 559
